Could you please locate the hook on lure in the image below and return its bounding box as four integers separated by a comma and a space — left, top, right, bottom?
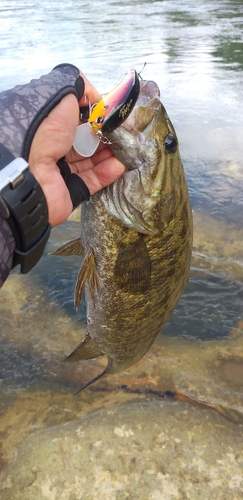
73, 69, 140, 157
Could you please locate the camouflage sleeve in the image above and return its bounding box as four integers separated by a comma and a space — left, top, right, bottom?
0, 216, 15, 287
0, 63, 84, 160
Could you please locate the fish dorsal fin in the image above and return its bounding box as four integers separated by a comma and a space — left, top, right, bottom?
75, 247, 103, 310
63, 334, 102, 362
114, 236, 151, 293
51, 238, 84, 256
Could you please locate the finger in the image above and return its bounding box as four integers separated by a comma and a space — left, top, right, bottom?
77, 156, 126, 194
66, 142, 112, 167
79, 71, 102, 105
29, 93, 79, 166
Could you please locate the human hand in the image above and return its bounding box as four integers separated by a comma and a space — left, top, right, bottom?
28, 71, 126, 227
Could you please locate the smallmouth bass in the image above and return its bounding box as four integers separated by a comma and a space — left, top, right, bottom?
54, 78, 193, 392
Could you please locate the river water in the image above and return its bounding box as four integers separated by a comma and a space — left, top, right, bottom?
1, 1, 243, 498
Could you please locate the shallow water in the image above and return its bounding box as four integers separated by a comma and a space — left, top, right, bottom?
1, 0, 243, 496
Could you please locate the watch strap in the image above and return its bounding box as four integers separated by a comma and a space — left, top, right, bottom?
0, 144, 51, 273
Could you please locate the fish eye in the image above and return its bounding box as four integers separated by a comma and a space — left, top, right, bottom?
164, 134, 177, 154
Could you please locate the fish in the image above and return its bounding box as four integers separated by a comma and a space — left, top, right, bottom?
53, 76, 193, 393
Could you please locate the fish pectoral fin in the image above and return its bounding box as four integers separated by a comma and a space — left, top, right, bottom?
50, 238, 84, 256
63, 334, 102, 362
75, 247, 103, 310
114, 236, 151, 293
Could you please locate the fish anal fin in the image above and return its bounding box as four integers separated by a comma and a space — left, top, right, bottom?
51, 238, 84, 256
63, 334, 102, 363
114, 236, 151, 293
75, 247, 103, 310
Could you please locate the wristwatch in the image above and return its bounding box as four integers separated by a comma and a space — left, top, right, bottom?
0, 143, 51, 274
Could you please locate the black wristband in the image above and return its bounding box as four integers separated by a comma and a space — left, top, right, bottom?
3, 168, 51, 273
57, 159, 90, 209
0, 144, 51, 274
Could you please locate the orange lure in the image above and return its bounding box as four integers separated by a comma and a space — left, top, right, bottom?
88, 69, 140, 134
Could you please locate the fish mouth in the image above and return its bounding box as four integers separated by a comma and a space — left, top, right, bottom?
113, 79, 161, 139
101, 78, 162, 174
124, 79, 161, 122
102, 78, 160, 138
138, 79, 160, 103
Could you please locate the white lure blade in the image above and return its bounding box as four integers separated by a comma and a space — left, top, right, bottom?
73, 123, 100, 157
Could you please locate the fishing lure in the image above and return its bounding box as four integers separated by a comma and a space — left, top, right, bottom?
89, 69, 140, 134
73, 69, 140, 157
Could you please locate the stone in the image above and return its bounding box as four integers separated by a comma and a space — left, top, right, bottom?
1, 400, 243, 499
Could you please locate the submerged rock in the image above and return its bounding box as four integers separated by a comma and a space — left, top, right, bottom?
1, 400, 243, 499
173, 370, 243, 423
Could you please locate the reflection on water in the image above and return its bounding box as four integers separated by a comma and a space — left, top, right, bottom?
164, 265, 243, 340
0, 0, 243, 491
186, 157, 243, 224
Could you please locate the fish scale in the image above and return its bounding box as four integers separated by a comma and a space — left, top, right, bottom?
53, 78, 192, 392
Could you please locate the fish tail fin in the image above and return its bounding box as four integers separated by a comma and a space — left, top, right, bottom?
73, 367, 108, 395
63, 334, 102, 362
